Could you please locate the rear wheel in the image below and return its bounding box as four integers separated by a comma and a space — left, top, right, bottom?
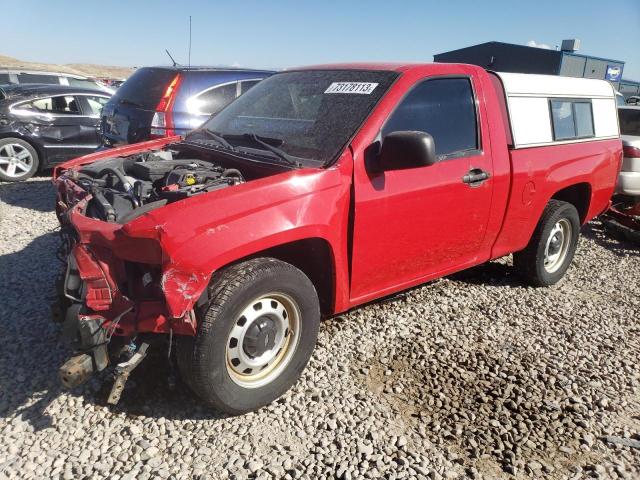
514, 200, 580, 286
177, 257, 320, 414
0, 138, 39, 182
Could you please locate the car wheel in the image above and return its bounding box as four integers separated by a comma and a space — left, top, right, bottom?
177, 257, 321, 415
513, 200, 580, 287
0, 138, 39, 182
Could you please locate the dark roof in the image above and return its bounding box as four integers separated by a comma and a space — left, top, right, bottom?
435, 41, 560, 59
435, 41, 624, 64
143, 65, 276, 74
438, 41, 526, 54
434, 42, 561, 75
0, 83, 110, 99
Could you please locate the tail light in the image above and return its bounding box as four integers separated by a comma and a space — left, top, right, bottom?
150, 73, 182, 138
623, 145, 640, 158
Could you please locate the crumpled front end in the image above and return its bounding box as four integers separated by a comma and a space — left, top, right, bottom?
53, 172, 206, 396
50, 139, 347, 401
55, 172, 204, 329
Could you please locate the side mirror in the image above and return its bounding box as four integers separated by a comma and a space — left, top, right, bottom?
378, 131, 437, 171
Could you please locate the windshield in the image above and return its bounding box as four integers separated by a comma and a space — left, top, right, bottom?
194, 70, 398, 166
619, 108, 640, 136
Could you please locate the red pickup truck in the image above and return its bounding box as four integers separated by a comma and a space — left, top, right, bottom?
53, 63, 621, 414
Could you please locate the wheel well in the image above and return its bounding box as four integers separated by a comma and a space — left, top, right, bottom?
551, 183, 591, 223
224, 238, 335, 316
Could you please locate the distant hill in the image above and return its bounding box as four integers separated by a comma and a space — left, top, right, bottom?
0, 54, 134, 79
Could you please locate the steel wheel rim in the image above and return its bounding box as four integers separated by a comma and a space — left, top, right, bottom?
544, 218, 572, 273
0, 144, 33, 178
226, 293, 301, 388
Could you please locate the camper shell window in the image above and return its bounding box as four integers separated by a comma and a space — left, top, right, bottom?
549, 99, 595, 141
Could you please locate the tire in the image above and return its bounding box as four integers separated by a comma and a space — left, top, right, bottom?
0, 138, 39, 182
513, 200, 580, 287
177, 257, 320, 415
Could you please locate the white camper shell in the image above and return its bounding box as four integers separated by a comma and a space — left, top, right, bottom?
494, 72, 619, 148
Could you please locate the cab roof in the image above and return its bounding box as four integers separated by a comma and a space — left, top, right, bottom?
288, 62, 480, 73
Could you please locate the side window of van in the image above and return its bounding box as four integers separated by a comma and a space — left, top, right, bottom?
550, 100, 594, 140
192, 83, 238, 116
382, 78, 479, 159
240, 80, 261, 95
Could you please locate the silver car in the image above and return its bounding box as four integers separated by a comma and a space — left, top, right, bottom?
617, 106, 640, 197
0, 69, 114, 95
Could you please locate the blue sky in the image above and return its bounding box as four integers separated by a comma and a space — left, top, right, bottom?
4, 0, 640, 80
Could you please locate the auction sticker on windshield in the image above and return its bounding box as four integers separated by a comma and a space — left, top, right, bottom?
324, 82, 378, 94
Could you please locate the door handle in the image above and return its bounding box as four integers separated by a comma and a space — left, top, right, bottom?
462, 168, 490, 186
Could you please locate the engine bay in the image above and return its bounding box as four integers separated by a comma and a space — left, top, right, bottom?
74, 150, 245, 223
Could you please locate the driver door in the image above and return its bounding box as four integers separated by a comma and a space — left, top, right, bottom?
350, 76, 494, 302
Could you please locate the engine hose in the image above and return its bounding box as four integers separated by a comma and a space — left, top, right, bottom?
222, 168, 244, 182
99, 167, 139, 207
91, 188, 117, 222
98, 167, 130, 190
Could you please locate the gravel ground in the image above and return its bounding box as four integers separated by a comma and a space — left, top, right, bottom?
0, 177, 639, 480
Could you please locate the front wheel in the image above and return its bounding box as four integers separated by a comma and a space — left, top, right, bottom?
177, 257, 320, 414
514, 200, 580, 287
0, 138, 39, 182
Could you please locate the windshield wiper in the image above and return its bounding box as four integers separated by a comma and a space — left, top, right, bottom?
188, 129, 236, 151
234, 133, 300, 167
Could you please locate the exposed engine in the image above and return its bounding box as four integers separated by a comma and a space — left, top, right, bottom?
74, 151, 244, 223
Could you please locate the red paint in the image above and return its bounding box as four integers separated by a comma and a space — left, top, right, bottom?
55, 63, 622, 338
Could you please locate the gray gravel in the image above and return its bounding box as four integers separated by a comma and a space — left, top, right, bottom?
1, 177, 639, 480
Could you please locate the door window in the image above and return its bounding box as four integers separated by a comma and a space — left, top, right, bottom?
20, 96, 81, 114
83, 95, 110, 116
382, 78, 479, 159
189, 83, 238, 115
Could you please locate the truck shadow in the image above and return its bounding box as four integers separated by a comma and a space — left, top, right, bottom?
0, 230, 227, 429
447, 260, 521, 287
100, 353, 230, 421
0, 232, 66, 431
0, 177, 55, 213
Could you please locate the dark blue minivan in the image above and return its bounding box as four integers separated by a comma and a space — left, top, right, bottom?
100, 66, 274, 145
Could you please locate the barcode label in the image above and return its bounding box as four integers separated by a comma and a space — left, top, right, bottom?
324, 82, 379, 94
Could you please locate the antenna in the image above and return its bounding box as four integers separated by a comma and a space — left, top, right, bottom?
165, 49, 179, 67
188, 16, 192, 69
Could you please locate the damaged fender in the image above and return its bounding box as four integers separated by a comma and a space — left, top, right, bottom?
123, 156, 354, 319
